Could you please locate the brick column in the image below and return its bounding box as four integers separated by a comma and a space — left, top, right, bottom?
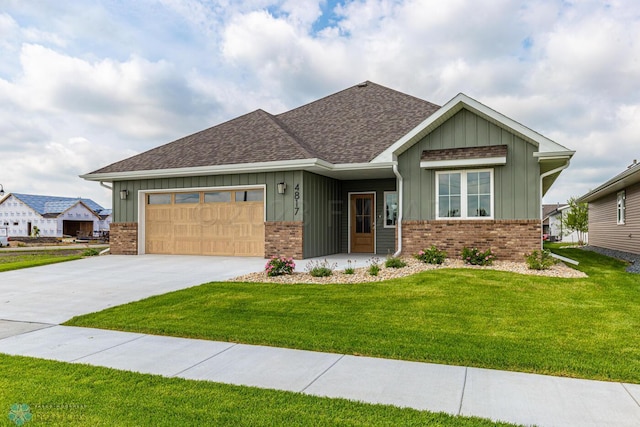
264, 221, 304, 259
110, 222, 138, 255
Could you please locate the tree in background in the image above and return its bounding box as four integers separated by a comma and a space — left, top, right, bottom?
562, 197, 588, 245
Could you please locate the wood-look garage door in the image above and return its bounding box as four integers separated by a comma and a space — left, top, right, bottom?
145, 189, 265, 256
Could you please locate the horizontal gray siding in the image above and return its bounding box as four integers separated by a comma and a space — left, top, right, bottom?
112, 171, 304, 223
302, 172, 341, 258
398, 109, 540, 220
589, 182, 640, 255
341, 179, 397, 255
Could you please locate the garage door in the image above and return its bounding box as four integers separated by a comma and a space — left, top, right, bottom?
145, 189, 265, 256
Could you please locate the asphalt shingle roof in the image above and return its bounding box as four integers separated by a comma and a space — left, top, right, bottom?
89, 81, 440, 174
10, 194, 106, 216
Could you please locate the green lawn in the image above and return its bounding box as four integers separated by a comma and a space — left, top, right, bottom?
66, 248, 640, 383
0, 354, 517, 426
0, 251, 85, 272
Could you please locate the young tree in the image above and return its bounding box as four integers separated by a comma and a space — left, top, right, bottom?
562, 197, 588, 245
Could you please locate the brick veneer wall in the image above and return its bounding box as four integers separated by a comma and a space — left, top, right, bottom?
265, 221, 304, 259
402, 219, 541, 262
110, 222, 138, 255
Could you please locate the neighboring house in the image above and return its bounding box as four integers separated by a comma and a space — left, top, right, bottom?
543, 204, 587, 244
578, 160, 640, 255
0, 193, 111, 238
82, 81, 574, 260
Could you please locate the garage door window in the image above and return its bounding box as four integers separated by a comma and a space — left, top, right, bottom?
175, 193, 200, 204
236, 190, 263, 202
204, 192, 231, 203
148, 194, 171, 204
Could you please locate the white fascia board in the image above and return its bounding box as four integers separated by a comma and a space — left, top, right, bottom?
534, 151, 576, 159
372, 93, 574, 163
81, 159, 326, 181
420, 156, 506, 169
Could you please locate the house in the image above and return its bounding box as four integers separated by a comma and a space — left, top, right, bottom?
0, 193, 111, 238
81, 81, 574, 261
543, 204, 587, 244
578, 160, 640, 255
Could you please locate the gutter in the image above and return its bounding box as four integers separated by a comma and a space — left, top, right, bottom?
539, 159, 571, 248
392, 159, 403, 257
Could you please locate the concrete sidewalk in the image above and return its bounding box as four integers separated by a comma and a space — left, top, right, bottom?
1, 321, 639, 427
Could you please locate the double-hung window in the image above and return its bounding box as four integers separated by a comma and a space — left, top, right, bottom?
617, 191, 626, 225
436, 169, 493, 219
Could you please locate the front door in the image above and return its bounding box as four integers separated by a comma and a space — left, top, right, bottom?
350, 193, 375, 253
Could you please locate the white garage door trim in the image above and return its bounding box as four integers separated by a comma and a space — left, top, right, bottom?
137, 184, 266, 255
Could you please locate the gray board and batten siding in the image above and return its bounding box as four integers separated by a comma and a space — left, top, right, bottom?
398, 109, 540, 220
589, 181, 640, 255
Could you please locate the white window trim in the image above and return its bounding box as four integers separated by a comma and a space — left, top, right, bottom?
435, 169, 494, 220
617, 190, 626, 225
383, 191, 398, 228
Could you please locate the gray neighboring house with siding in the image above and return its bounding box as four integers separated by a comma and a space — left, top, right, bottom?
81, 81, 574, 260
578, 161, 640, 255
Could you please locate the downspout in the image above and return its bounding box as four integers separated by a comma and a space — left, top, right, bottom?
393, 158, 403, 257
99, 181, 112, 190
539, 159, 570, 248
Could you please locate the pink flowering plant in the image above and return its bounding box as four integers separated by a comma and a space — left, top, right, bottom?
414, 245, 447, 265
265, 256, 295, 277
461, 246, 495, 266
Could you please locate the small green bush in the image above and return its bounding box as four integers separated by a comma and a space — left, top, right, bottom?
461, 247, 495, 266
265, 256, 295, 277
368, 257, 381, 276
83, 248, 100, 257
343, 260, 356, 275
526, 250, 557, 270
385, 256, 407, 268
305, 259, 337, 277
414, 246, 447, 264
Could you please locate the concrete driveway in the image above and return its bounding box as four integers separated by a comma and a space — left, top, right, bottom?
0, 255, 266, 324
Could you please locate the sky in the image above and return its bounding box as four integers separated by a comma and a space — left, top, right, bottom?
1, 0, 639, 209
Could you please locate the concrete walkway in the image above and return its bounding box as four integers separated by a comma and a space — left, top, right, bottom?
2, 255, 640, 426
1, 321, 639, 427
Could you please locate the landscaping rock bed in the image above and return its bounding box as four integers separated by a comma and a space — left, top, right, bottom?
230, 256, 587, 284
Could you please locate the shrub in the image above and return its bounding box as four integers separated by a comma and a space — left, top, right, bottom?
414, 246, 447, 265
461, 247, 495, 266
368, 257, 381, 276
305, 259, 337, 277
265, 256, 295, 277
526, 250, 557, 270
83, 248, 100, 257
343, 260, 356, 275
385, 256, 407, 268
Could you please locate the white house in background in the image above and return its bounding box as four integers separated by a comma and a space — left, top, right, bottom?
0, 193, 111, 238
543, 204, 587, 244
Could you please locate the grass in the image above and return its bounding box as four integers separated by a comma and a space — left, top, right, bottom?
0, 354, 517, 426
0, 251, 84, 272
67, 247, 640, 384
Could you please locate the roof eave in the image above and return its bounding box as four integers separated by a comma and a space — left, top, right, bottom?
578, 166, 640, 203
81, 159, 397, 182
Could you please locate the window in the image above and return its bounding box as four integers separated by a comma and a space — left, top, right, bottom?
175, 193, 200, 204
617, 191, 626, 225
235, 190, 263, 202
204, 192, 231, 203
148, 194, 171, 205
436, 170, 493, 219
384, 192, 398, 227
